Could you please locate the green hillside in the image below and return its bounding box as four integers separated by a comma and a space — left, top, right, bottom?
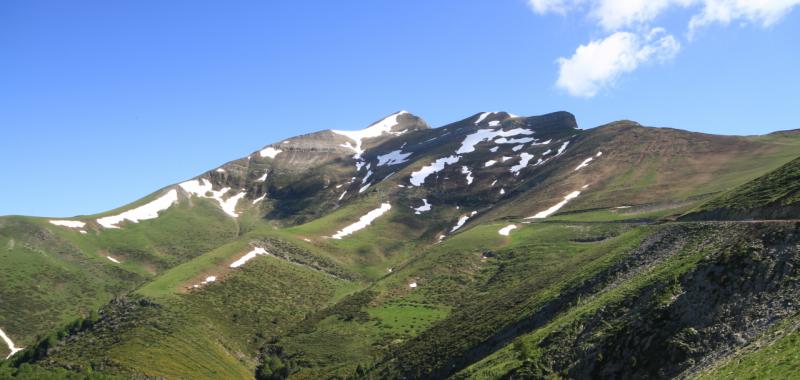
682, 155, 800, 220
1, 111, 799, 379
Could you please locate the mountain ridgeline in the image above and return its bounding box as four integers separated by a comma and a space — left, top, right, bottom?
1, 110, 800, 379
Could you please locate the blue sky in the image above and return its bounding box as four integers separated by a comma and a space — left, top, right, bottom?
2, 0, 799, 217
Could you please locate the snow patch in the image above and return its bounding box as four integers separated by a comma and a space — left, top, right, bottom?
106, 256, 121, 264
461, 166, 474, 185
377, 149, 412, 166
484, 160, 497, 167
332, 111, 408, 169
220, 192, 246, 217
457, 128, 534, 154
488, 120, 501, 127
556, 141, 570, 155
409, 282, 418, 289
230, 247, 269, 268
252, 194, 266, 204
451, 211, 477, 232
359, 183, 371, 193
49, 220, 85, 228
256, 172, 268, 182
202, 276, 216, 284
0, 328, 22, 359
331, 202, 392, 239
510, 153, 535, 175
575, 157, 593, 171
259, 147, 283, 158
502, 156, 513, 162
489, 146, 499, 153
526, 190, 582, 219
512, 144, 524, 152
495, 137, 535, 145
338, 190, 348, 201
500, 188, 506, 195
474, 112, 494, 125
413, 199, 432, 214
498, 224, 517, 236
409, 155, 460, 186
215, 168, 226, 173
179, 179, 245, 217
97, 189, 178, 228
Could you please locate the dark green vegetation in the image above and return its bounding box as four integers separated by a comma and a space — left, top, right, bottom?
1, 111, 799, 379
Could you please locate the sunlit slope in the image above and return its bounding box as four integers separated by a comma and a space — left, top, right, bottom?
682, 154, 800, 220
0, 198, 239, 354
2, 110, 799, 377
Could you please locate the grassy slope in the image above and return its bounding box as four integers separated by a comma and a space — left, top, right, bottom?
370, 221, 648, 378
683, 155, 800, 220
458, 221, 800, 379
35, 252, 357, 379
476, 123, 800, 227
2, 122, 799, 376
268, 220, 643, 378
458, 225, 709, 378
693, 315, 800, 380
0, 199, 241, 355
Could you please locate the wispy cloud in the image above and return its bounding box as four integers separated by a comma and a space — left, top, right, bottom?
689, 0, 800, 33
527, 0, 581, 14
529, 0, 800, 97
556, 28, 679, 97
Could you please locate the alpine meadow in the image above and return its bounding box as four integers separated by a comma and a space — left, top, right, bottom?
2, 1, 800, 379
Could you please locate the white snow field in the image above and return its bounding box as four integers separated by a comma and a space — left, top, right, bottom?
96, 189, 178, 228
179, 179, 245, 217
0, 328, 23, 359
413, 199, 432, 214
331, 202, 392, 239
49, 220, 86, 228
498, 224, 517, 236
377, 149, 412, 166
259, 147, 283, 158
409, 155, 460, 186
230, 247, 269, 268
451, 211, 477, 232
527, 190, 582, 219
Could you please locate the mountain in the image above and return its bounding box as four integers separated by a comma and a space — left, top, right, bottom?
1, 110, 799, 379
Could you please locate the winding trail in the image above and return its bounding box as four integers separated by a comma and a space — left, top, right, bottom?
0, 327, 23, 359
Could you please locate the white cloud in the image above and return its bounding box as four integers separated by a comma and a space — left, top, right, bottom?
531, 0, 800, 31
532, 0, 798, 97
528, 0, 581, 14
690, 0, 800, 32
556, 28, 680, 97
592, 0, 694, 30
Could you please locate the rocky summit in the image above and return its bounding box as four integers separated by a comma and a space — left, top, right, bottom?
1, 110, 800, 379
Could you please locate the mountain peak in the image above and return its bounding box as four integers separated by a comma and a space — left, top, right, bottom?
330, 111, 428, 156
